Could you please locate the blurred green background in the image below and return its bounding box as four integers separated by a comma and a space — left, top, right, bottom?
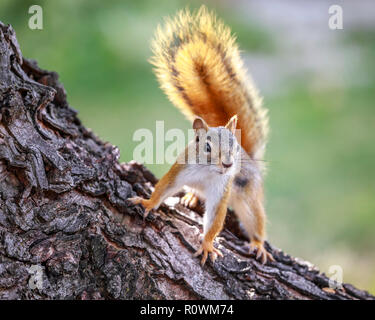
1, 0, 374, 294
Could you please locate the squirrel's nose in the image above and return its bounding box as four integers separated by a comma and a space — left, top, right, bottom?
222, 161, 233, 168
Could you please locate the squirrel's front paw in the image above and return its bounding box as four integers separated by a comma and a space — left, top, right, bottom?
180, 192, 199, 209
249, 240, 274, 264
194, 239, 223, 266
128, 196, 152, 220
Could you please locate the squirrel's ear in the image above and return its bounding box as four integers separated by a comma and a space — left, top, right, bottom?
193, 117, 208, 132
225, 115, 238, 134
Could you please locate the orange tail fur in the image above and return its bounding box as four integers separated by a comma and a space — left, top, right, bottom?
150, 6, 268, 158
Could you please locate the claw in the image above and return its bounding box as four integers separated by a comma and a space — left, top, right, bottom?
249, 240, 274, 264
180, 192, 199, 209
193, 247, 203, 257
128, 196, 142, 205
128, 196, 150, 220
142, 209, 150, 221
194, 240, 223, 266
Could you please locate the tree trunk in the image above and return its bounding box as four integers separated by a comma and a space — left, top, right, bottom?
0, 21, 373, 300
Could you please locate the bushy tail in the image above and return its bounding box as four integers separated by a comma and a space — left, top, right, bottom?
150, 6, 268, 158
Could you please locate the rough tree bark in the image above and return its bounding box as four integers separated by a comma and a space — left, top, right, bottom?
0, 21, 373, 300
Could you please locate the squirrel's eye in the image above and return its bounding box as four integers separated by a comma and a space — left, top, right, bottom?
205, 142, 211, 153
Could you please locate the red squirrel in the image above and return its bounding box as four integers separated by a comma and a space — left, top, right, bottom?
130, 6, 273, 265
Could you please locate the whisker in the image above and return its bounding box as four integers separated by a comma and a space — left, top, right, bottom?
239, 158, 272, 163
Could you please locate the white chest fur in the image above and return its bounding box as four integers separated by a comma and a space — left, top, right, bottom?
175, 165, 232, 235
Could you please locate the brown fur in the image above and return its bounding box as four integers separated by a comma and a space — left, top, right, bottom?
150, 6, 269, 158
204, 177, 233, 244
135, 162, 184, 213
132, 6, 274, 265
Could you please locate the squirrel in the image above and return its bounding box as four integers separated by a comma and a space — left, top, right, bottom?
129, 6, 273, 265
